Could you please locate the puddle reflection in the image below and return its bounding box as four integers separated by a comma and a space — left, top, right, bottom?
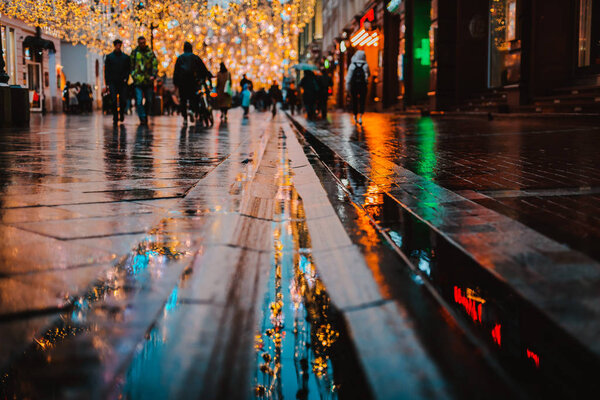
254, 133, 368, 400
300, 126, 600, 397
0, 228, 192, 399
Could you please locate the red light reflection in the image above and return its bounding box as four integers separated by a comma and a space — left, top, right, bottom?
454, 286, 483, 323
527, 349, 540, 368
491, 324, 501, 347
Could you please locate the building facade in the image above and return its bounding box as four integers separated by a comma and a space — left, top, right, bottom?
322, 0, 600, 113
0, 14, 62, 113
322, 0, 401, 111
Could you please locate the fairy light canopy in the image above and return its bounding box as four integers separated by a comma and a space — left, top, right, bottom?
0, 0, 316, 86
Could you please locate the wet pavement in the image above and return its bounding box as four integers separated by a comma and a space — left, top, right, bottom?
289, 111, 600, 398
0, 109, 599, 398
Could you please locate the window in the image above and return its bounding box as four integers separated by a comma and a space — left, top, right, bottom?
488, 0, 519, 87
1, 25, 17, 85
578, 0, 592, 67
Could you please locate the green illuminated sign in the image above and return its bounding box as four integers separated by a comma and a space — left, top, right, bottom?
415, 38, 430, 66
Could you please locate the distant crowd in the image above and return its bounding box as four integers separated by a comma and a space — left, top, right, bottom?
97, 36, 369, 126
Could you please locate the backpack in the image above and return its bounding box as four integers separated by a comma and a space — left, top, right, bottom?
350, 62, 367, 89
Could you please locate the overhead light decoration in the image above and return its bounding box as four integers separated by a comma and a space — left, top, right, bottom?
0, 0, 317, 86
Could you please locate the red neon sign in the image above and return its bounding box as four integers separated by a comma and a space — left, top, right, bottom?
360, 8, 375, 28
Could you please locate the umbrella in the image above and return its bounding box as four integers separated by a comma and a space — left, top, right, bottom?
293, 63, 318, 71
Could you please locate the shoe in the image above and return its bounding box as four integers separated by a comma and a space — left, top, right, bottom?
119, 114, 125, 122
358, 115, 363, 125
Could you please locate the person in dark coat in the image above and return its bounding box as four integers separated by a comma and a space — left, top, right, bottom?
268, 81, 283, 117
104, 39, 131, 125
317, 67, 333, 120
286, 82, 298, 115
300, 70, 319, 120
240, 74, 253, 92
173, 41, 212, 124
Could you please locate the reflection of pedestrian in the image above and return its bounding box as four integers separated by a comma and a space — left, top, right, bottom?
268, 81, 282, 118
216, 62, 232, 122
300, 70, 319, 120
104, 39, 131, 125
317, 68, 333, 120
130, 36, 158, 125
346, 50, 369, 125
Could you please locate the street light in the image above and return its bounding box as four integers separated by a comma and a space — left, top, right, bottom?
0, 26, 9, 84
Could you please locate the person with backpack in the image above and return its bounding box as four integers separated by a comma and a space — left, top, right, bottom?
345, 50, 370, 125
173, 41, 212, 125
130, 36, 158, 126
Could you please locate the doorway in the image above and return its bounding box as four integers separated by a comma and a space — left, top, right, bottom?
26, 62, 42, 112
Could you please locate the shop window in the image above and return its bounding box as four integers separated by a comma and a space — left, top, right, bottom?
1, 25, 17, 85
577, 0, 600, 69
488, 0, 519, 87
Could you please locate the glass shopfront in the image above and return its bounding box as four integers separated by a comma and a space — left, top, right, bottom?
488, 0, 519, 88
578, 0, 600, 71
1, 24, 17, 85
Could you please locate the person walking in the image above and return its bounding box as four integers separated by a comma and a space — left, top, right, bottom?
105, 39, 131, 125
317, 67, 333, 120
241, 83, 252, 117
240, 74, 253, 92
299, 70, 319, 120
345, 50, 370, 125
286, 82, 298, 115
173, 41, 211, 125
216, 62, 232, 122
130, 36, 158, 126
268, 81, 283, 118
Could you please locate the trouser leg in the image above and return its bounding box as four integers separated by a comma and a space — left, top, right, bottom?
135, 86, 145, 119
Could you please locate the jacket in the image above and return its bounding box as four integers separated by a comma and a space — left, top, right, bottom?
345, 51, 370, 92
104, 50, 131, 85
130, 46, 158, 87
173, 51, 212, 88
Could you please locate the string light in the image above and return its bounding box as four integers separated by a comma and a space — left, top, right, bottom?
0, 0, 317, 86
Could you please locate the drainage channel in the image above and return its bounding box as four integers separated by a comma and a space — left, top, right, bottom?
254, 131, 372, 399
291, 119, 600, 399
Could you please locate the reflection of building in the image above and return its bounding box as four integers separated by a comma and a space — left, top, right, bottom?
61, 42, 104, 109
0, 15, 62, 112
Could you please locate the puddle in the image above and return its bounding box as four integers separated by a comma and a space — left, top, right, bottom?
0, 229, 194, 399
253, 133, 372, 400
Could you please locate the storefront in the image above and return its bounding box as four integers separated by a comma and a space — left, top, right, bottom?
577, 0, 600, 74
0, 15, 62, 113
